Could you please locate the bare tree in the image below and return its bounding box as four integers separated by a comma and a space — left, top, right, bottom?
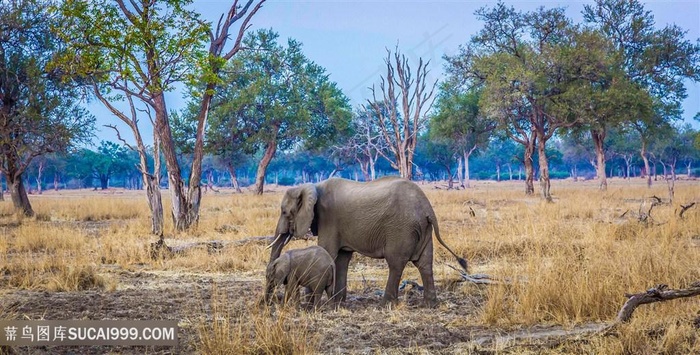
369, 48, 437, 180
103, 98, 164, 236
58, 0, 265, 232
333, 105, 387, 181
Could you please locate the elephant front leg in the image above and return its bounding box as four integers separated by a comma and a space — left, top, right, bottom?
284, 277, 299, 306
333, 250, 353, 304
383, 257, 408, 306
264, 277, 277, 305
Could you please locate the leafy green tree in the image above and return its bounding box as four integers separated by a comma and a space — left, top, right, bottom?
431, 85, 494, 188
91, 141, 132, 190
584, 0, 700, 188
678, 126, 699, 177
423, 132, 457, 188
482, 137, 521, 181
0, 0, 94, 216
447, 4, 584, 200
206, 29, 351, 195
64, 148, 96, 189
648, 124, 698, 202
56, 0, 265, 233
606, 128, 641, 179
560, 29, 653, 190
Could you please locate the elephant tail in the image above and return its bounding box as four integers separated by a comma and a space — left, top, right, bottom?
429, 215, 468, 273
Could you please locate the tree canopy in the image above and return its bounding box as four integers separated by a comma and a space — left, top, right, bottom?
0, 0, 94, 215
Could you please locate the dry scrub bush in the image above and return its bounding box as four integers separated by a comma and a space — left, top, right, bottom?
195, 285, 317, 354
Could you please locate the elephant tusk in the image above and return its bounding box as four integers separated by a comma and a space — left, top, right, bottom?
282, 233, 293, 247
265, 234, 283, 250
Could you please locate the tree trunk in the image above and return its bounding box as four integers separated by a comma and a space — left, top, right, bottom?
670, 159, 676, 182
688, 161, 693, 178
255, 140, 277, 195
357, 158, 370, 182
0, 172, 4, 201
668, 160, 676, 204
496, 163, 501, 182
35, 161, 44, 195
137, 126, 164, 236
457, 155, 464, 187
523, 137, 536, 195
445, 165, 453, 189
508, 164, 513, 181
370, 153, 377, 181
592, 129, 607, 191
464, 149, 474, 188
227, 164, 242, 193
640, 140, 652, 188
53, 172, 59, 191
660, 161, 667, 180
100, 174, 109, 190
624, 156, 632, 179
7, 172, 34, 217
536, 133, 552, 202
145, 176, 164, 236
397, 147, 411, 180
152, 94, 192, 231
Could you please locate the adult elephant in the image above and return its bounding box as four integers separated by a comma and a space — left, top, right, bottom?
266, 177, 467, 307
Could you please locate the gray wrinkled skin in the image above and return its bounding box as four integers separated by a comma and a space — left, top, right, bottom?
266, 246, 335, 308
267, 177, 467, 308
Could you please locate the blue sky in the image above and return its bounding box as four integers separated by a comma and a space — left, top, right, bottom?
89, 0, 700, 145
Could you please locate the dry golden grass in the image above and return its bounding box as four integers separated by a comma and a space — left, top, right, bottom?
0, 178, 698, 353
194, 285, 317, 354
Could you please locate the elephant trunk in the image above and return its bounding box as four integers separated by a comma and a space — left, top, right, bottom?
268, 216, 291, 263
264, 261, 277, 304
267, 234, 288, 264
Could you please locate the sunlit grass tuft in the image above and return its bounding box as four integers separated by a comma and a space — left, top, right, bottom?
194, 285, 318, 354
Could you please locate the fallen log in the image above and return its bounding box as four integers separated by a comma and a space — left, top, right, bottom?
616, 282, 700, 323
149, 234, 317, 259
446, 264, 511, 285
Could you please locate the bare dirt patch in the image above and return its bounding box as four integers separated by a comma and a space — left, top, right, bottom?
1, 263, 609, 354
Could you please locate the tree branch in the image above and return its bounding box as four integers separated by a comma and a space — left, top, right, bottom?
104, 124, 136, 151
616, 283, 700, 323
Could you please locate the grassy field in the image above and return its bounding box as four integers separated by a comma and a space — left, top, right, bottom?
1, 178, 699, 354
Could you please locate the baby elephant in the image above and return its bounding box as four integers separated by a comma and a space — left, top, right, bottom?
266, 246, 335, 308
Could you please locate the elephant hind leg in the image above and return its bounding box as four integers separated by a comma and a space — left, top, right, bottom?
413, 242, 438, 308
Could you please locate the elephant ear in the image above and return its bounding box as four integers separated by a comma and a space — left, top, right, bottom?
293, 184, 317, 238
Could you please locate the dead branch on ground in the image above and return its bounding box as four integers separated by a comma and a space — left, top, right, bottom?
620, 196, 668, 225
616, 282, 700, 323
446, 264, 514, 285
677, 202, 696, 219
148, 233, 317, 259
